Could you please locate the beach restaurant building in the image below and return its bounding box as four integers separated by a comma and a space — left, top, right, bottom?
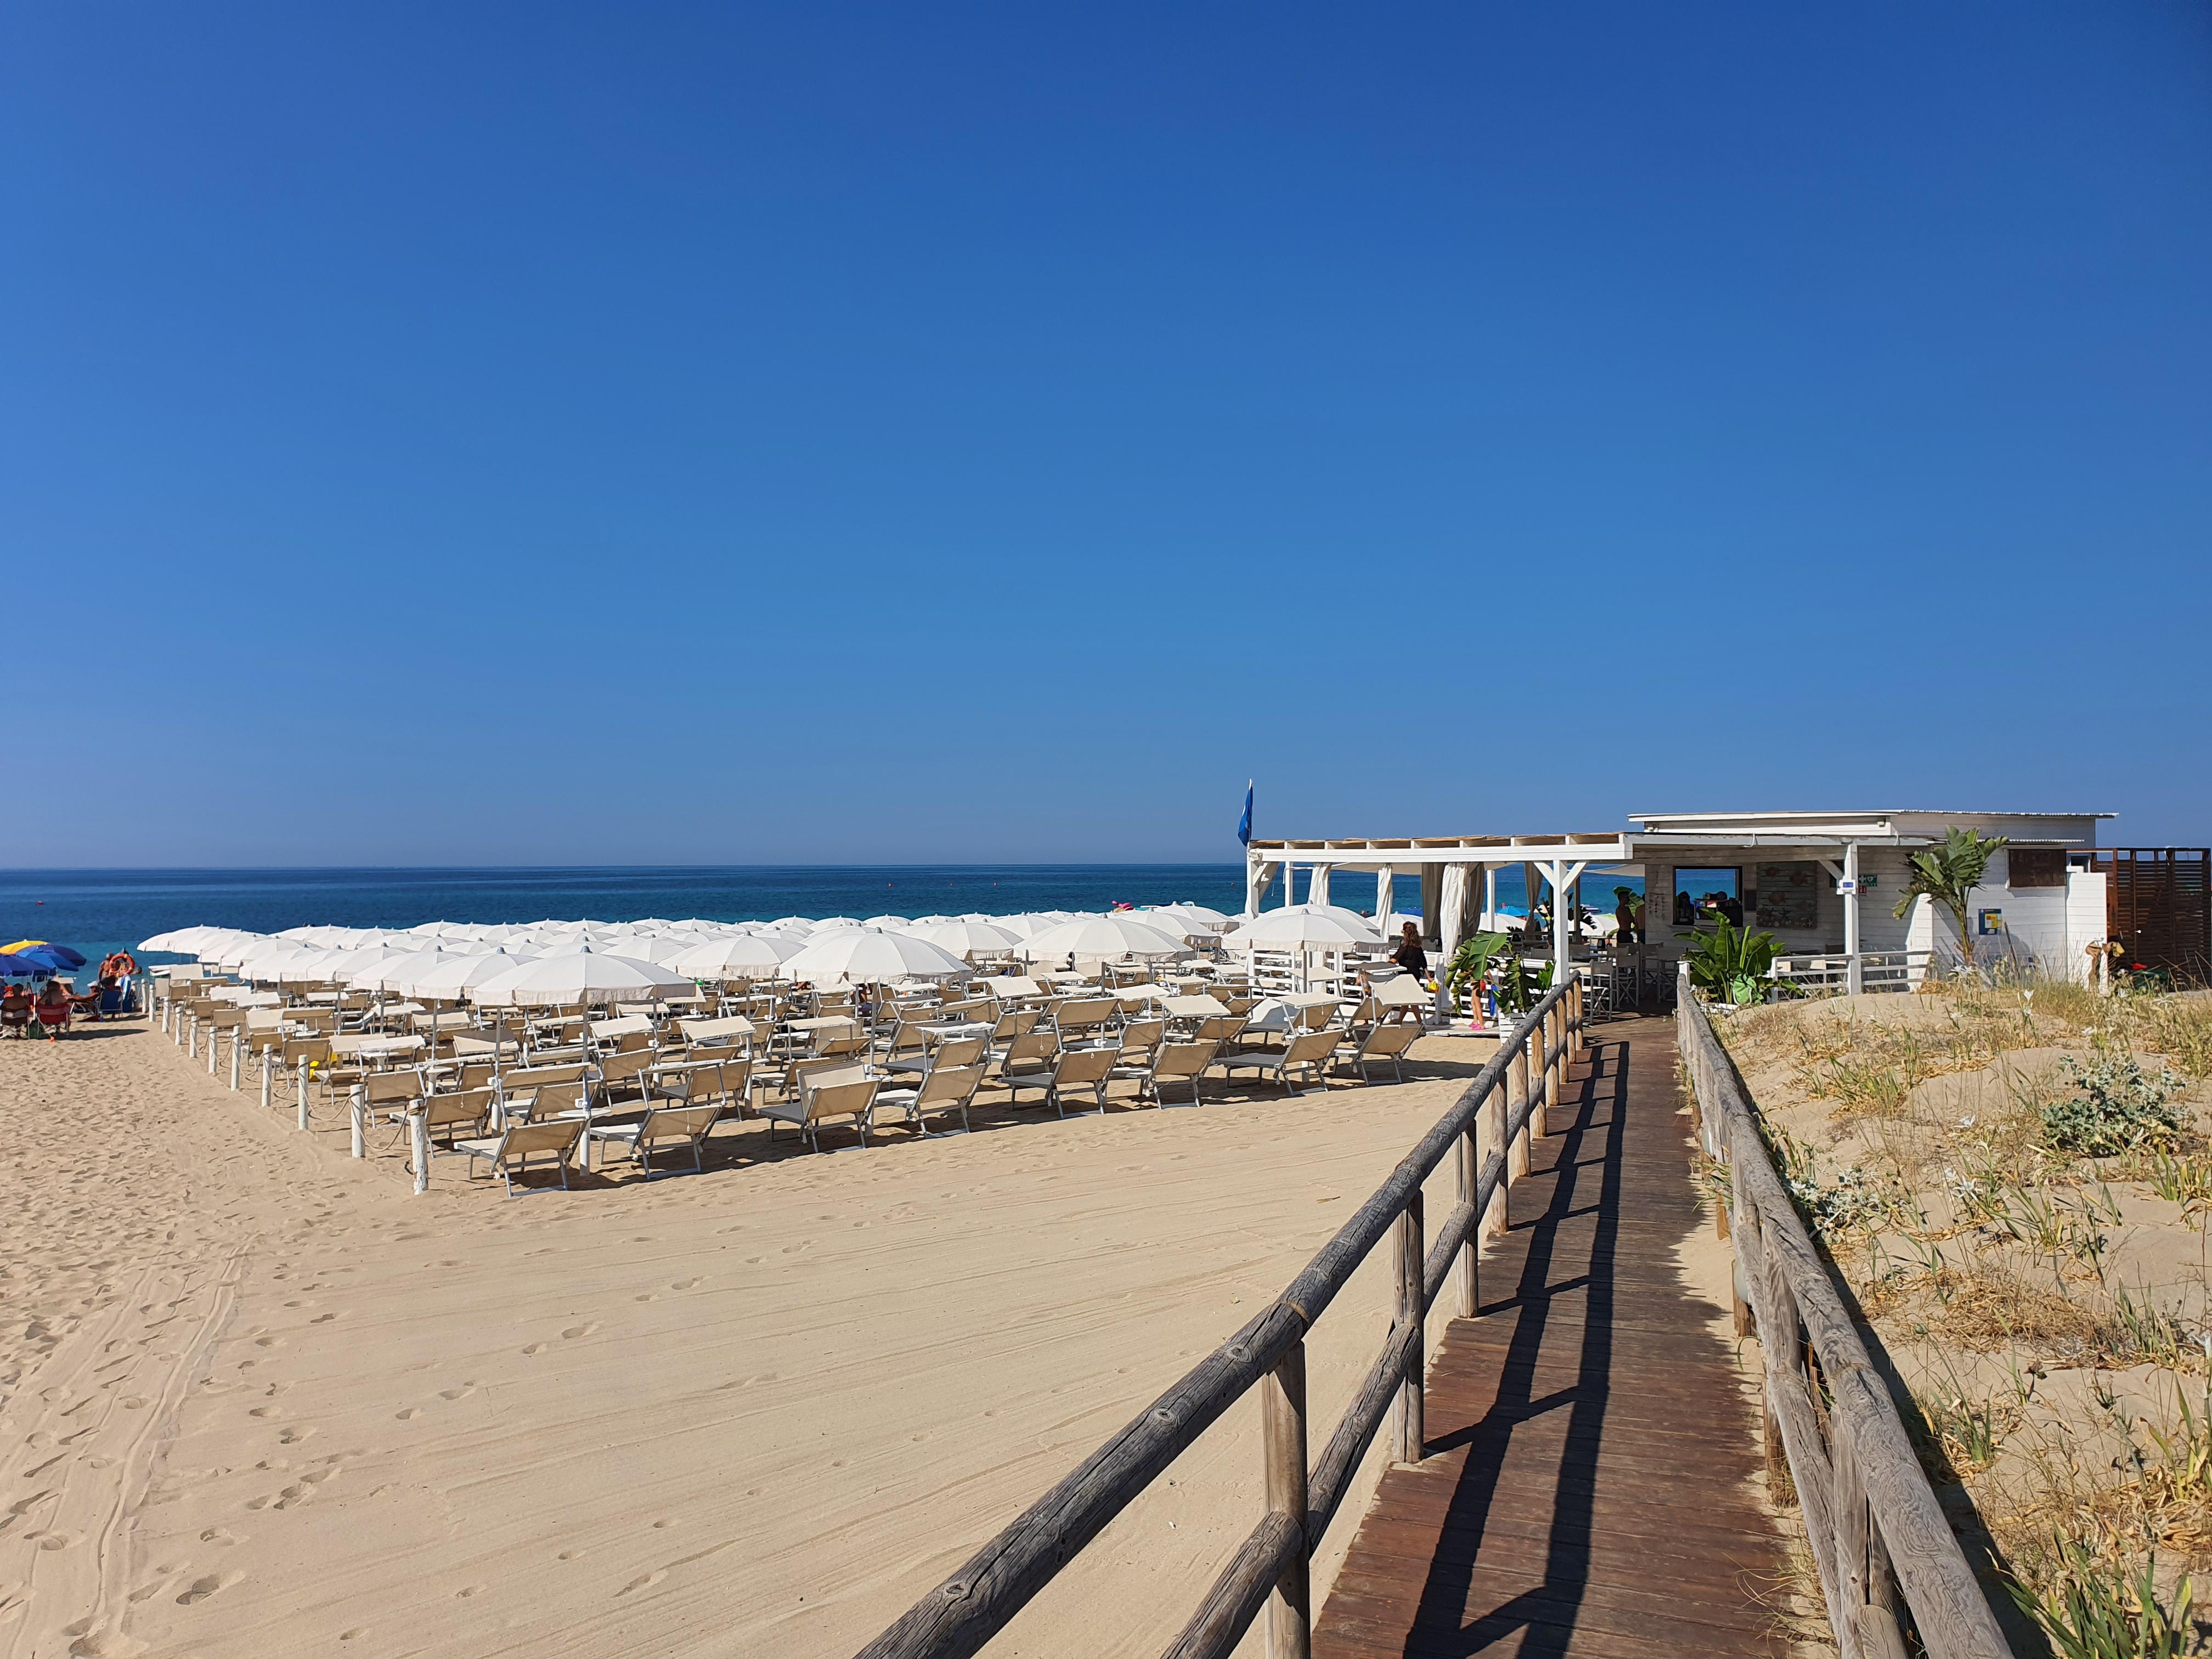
1243, 809, 2190, 992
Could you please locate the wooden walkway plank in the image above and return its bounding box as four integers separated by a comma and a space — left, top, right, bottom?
1311, 1017, 1793, 1658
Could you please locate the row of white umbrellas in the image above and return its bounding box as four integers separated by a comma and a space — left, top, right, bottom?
131, 900, 1348, 1000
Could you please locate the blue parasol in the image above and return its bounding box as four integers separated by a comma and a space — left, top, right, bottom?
8, 945, 84, 973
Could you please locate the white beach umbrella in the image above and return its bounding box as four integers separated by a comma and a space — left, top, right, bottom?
239, 946, 314, 983
811, 917, 862, 931
616, 934, 707, 965
764, 917, 815, 935
993, 913, 1065, 940
339, 946, 427, 991
276, 947, 350, 984
862, 915, 912, 929
1220, 909, 1381, 952
668, 935, 793, 979
1133, 910, 1214, 944
411, 947, 538, 1000
472, 945, 689, 1009
1019, 916, 1189, 962
202, 930, 273, 967
351, 945, 458, 994
782, 927, 970, 986
904, 919, 1019, 961
1163, 902, 1233, 931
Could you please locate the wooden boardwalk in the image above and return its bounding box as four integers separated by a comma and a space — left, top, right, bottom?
1313, 1016, 1794, 1659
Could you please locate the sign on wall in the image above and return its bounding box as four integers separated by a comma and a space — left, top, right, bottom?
1754, 862, 1821, 930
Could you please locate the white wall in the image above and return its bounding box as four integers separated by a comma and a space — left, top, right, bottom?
2065, 870, 2107, 984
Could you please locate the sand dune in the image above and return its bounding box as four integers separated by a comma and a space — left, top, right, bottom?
2, 1020, 1509, 1658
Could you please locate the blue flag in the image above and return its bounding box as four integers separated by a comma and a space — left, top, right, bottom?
1237, 780, 1253, 847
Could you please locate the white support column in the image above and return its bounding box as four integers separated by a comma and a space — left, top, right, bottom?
1546, 862, 1568, 986
1375, 866, 1395, 930
1843, 841, 1863, 994
1483, 866, 1498, 931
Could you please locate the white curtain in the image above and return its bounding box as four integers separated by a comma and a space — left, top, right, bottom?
1440, 864, 1471, 958
1309, 865, 1331, 906
1374, 866, 1395, 929
1246, 860, 1281, 917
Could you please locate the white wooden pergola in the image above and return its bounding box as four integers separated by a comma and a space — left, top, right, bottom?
1244, 834, 1633, 986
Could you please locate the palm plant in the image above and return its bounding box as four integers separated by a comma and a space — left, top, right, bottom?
1442, 932, 1510, 1019
1679, 916, 1782, 1005
1894, 827, 2007, 979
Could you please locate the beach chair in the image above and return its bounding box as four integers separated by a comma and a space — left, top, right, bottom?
586, 1102, 724, 1178
366, 1067, 428, 1128
1004, 1043, 1118, 1118
1219, 1026, 1343, 1097
886, 1032, 987, 1079
651, 1054, 751, 1119
1113, 1017, 1167, 1070
1333, 1020, 1423, 1084
1113, 1039, 1220, 1108
993, 1029, 1059, 1093
872, 1018, 933, 1070
678, 1014, 756, 1058
870, 1063, 987, 1136
596, 1047, 666, 1107
418, 1086, 495, 1150
758, 1064, 881, 1152
1049, 996, 1120, 1046
452, 1118, 588, 1194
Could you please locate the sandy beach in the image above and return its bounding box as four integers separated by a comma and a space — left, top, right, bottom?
0, 1016, 1565, 1658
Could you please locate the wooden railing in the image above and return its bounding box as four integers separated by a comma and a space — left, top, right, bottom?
857, 977, 1588, 1659
1676, 968, 2013, 1659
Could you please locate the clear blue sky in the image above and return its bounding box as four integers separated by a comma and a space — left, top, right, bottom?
7, 3, 2208, 865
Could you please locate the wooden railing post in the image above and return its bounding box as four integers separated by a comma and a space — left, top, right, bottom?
1262, 1340, 1311, 1659
1483, 1077, 1508, 1239
1395, 1191, 1425, 1463
1506, 1043, 1531, 1196
1454, 1110, 1479, 1318
1541, 1004, 1560, 1128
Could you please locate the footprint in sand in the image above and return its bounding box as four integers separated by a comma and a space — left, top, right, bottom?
437, 1386, 475, 1402
247, 1407, 281, 1420
455, 1584, 485, 1599
652, 1518, 676, 1530
128, 1575, 178, 1602
311, 1314, 338, 1324
339, 1629, 369, 1643
617, 1569, 667, 1596
253, 1336, 283, 1349
393, 1408, 417, 1421
634, 1294, 659, 1303
199, 1528, 239, 1546
556, 1549, 584, 1562
277, 1429, 314, 1446
521, 1343, 546, 1356
561, 1323, 598, 1340
176, 1571, 244, 1605
29, 1530, 82, 1552
670, 1278, 701, 1290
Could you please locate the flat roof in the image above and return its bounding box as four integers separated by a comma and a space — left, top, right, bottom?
1630, 809, 2113, 822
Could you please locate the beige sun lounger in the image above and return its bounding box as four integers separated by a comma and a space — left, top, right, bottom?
1003, 1043, 1118, 1118
1334, 1019, 1422, 1084
585, 1102, 725, 1178
1113, 1039, 1219, 1108
758, 1064, 881, 1152
871, 1062, 988, 1136
453, 1118, 587, 1194
1219, 1026, 1342, 1096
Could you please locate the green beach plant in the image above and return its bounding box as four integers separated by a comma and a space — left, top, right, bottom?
1442, 932, 1510, 1019
1895, 827, 2008, 980
1678, 915, 1782, 1006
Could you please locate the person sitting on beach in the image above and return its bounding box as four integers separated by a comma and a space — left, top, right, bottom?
32, 979, 70, 1040
1391, 923, 1427, 983
0, 985, 31, 1036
